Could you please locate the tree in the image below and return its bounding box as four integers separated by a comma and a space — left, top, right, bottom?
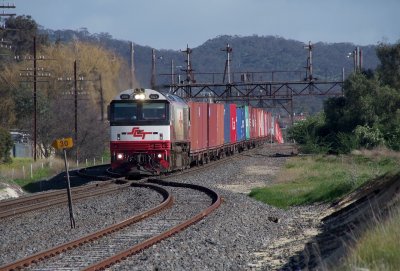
287, 113, 330, 153
3, 15, 48, 58
342, 73, 379, 128
0, 127, 13, 163
1, 40, 129, 160
376, 42, 400, 90
34, 41, 128, 159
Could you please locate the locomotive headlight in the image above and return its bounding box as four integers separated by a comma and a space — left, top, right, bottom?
157, 153, 163, 159
116, 153, 124, 160
134, 93, 145, 100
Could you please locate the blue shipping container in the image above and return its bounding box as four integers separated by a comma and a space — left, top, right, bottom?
244, 105, 251, 140
236, 107, 245, 142
223, 103, 231, 144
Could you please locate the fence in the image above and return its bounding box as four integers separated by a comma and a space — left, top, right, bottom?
0, 157, 111, 182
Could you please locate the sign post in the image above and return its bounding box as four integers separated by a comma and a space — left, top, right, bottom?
52, 137, 76, 229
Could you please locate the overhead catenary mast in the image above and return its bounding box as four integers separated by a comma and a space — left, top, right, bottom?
181, 44, 195, 84
130, 41, 136, 89
222, 43, 233, 84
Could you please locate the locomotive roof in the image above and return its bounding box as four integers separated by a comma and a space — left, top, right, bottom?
114, 88, 186, 104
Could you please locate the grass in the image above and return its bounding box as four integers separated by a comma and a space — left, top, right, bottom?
249, 148, 400, 270
341, 208, 400, 271
12, 167, 54, 187
249, 149, 400, 209
1, 154, 110, 191
0, 158, 65, 188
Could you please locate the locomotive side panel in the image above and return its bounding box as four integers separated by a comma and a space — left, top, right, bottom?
170, 103, 189, 142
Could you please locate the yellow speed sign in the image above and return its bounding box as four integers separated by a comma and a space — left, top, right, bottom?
52, 137, 74, 150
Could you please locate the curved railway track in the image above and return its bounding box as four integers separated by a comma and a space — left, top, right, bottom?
0, 180, 221, 271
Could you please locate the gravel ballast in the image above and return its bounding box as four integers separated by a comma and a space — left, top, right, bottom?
0, 144, 326, 270
113, 146, 325, 271
0, 185, 164, 266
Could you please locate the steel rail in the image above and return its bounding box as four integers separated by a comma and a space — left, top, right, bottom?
0, 183, 172, 271
0, 182, 130, 219
83, 179, 221, 271
0, 180, 112, 209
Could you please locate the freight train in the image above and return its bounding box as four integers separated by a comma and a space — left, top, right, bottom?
109, 88, 283, 174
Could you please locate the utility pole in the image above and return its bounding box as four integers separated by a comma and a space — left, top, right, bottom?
17, 37, 53, 161
58, 61, 82, 163
181, 44, 194, 84
0, 3, 15, 22
58, 63, 103, 163
222, 43, 233, 84
354, 47, 362, 72
33, 36, 37, 161
151, 49, 156, 89
0, 3, 15, 55
98, 74, 104, 121
130, 41, 135, 89
304, 41, 314, 82
73, 60, 78, 162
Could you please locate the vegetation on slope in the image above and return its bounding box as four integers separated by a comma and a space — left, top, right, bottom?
249, 150, 400, 209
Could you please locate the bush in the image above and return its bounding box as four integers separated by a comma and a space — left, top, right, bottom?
355, 125, 385, 149
0, 127, 13, 164
336, 132, 359, 154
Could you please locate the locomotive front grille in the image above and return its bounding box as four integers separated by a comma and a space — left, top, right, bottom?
111, 142, 170, 150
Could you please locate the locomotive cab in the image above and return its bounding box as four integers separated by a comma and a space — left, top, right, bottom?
109, 88, 190, 174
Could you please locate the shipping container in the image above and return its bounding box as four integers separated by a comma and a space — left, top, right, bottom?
250, 107, 257, 139
259, 109, 265, 137
267, 112, 272, 138
244, 105, 251, 140
264, 111, 270, 138
216, 103, 224, 146
223, 103, 231, 144
208, 103, 224, 149
274, 118, 284, 143
188, 102, 208, 152
236, 106, 246, 142
230, 104, 237, 143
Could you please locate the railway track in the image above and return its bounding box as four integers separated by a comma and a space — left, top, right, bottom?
0, 180, 129, 219
0, 180, 221, 271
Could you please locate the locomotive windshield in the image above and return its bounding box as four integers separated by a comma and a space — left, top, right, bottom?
110, 101, 169, 125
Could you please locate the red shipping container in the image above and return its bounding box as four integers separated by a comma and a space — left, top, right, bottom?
250, 107, 256, 139
258, 109, 262, 138
229, 104, 237, 143
188, 102, 208, 152
216, 103, 224, 146
263, 111, 268, 137
264, 111, 270, 137
208, 103, 224, 149
254, 108, 260, 138
259, 109, 264, 137
208, 103, 216, 148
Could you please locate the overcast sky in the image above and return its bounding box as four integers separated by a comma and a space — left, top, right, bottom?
9, 0, 400, 50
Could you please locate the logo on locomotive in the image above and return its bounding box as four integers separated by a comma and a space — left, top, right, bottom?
128, 127, 153, 139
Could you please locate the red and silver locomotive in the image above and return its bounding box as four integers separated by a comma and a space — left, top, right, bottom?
109, 88, 190, 174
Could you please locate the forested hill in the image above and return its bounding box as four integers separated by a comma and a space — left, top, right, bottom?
44, 29, 380, 89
